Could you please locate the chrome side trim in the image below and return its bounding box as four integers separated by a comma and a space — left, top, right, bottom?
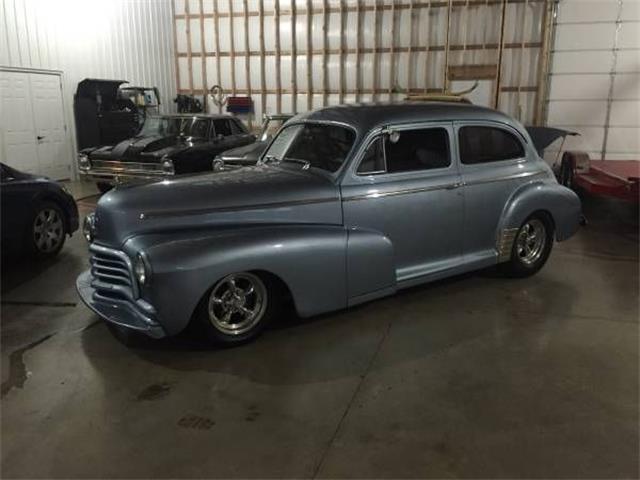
497, 227, 519, 263
343, 182, 461, 202
463, 170, 547, 187
143, 196, 338, 219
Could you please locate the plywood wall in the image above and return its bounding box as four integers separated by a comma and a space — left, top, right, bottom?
174, 0, 552, 126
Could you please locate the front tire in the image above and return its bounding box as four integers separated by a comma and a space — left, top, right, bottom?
28, 201, 67, 258
501, 213, 554, 278
195, 272, 278, 345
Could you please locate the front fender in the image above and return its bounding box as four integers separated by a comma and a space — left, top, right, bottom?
499, 180, 581, 242
124, 225, 347, 335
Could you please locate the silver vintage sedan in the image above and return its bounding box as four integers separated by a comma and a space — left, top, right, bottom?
77, 102, 582, 345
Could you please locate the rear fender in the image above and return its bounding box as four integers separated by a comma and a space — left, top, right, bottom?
498, 180, 581, 252
124, 225, 348, 335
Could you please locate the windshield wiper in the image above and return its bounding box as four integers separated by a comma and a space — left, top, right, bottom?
282, 157, 311, 170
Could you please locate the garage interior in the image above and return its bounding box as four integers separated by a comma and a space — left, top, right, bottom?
1, 0, 639, 478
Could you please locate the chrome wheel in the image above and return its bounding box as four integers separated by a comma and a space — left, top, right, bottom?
516, 218, 546, 266
207, 273, 268, 335
33, 208, 65, 253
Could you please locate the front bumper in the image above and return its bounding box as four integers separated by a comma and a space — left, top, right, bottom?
76, 270, 167, 338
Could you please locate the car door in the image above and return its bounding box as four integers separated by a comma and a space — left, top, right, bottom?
0, 166, 30, 250
456, 122, 531, 261
341, 123, 464, 294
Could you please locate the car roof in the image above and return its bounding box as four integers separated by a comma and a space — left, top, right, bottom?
290, 101, 521, 134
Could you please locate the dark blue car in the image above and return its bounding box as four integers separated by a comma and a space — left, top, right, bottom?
1, 163, 79, 258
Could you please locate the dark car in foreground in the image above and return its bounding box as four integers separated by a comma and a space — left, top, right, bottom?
1, 163, 79, 258
78, 102, 581, 346
78, 114, 255, 192
217, 113, 293, 165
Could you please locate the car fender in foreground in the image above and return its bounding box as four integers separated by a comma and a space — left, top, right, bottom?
123, 225, 348, 335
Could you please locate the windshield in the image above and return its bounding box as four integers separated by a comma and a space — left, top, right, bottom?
138, 117, 210, 139
260, 118, 289, 141
263, 123, 355, 173
139, 117, 181, 137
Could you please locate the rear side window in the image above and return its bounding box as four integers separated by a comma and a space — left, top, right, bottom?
357, 127, 450, 174
213, 119, 233, 137
230, 119, 246, 134
459, 126, 525, 164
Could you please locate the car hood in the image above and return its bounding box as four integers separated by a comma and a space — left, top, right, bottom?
93, 165, 342, 247
218, 141, 268, 163
88, 135, 200, 162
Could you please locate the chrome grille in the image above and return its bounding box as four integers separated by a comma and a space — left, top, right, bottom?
89, 244, 138, 300
90, 159, 166, 174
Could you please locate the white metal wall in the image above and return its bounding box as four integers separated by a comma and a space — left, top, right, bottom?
174, 0, 551, 127
0, 0, 177, 173
546, 0, 640, 160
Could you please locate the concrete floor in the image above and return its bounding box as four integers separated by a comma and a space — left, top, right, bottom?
1, 185, 638, 478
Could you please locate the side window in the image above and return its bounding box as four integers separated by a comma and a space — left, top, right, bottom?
357, 137, 385, 174
213, 119, 233, 137
385, 128, 450, 173
459, 126, 525, 164
230, 119, 246, 134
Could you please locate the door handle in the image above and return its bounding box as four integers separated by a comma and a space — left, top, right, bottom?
36, 135, 45, 141
445, 182, 463, 190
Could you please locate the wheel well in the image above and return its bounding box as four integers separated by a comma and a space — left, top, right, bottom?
187, 269, 296, 333
530, 209, 555, 236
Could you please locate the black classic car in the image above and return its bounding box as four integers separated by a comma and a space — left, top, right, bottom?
1, 163, 79, 259
78, 114, 255, 192
216, 114, 293, 165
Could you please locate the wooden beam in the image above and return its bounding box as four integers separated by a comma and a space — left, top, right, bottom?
407, 0, 414, 96
176, 42, 544, 58
372, 1, 379, 101
339, 0, 345, 104
389, 0, 396, 100
275, 0, 281, 113
292, 0, 297, 113
355, 0, 362, 103
259, 0, 266, 117
442, 0, 452, 91
213, 0, 222, 113
228, 0, 236, 96
179, 86, 538, 95
184, 0, 193, 94
199, 0, 207, 111
322, 0, 328, 106
306, 0, 313, 111
494, 0, 508, 108
534, 0, 553, 125
174, 0, 546, 19
243, 0, 251, 128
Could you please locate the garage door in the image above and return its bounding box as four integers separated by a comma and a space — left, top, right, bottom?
0, 70, 71, 180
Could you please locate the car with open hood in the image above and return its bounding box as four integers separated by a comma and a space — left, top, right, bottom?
77, 102, 582, 345
77, 113, 255, 192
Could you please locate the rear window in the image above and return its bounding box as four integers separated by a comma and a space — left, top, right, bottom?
459, 126, 525, 164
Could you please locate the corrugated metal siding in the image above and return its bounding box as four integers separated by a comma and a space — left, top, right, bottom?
1, 0, 177, 169
546, 0, 640, 161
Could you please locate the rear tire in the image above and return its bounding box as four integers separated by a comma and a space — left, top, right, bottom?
500, 213, 554, 278
195, 272, 279, 346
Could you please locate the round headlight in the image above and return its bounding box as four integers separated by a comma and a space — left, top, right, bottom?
78, 153, 90, 170
134, 253, 149, 285
82, 213, 95, 242
161, 158, 174, 174
212, 157, 225, 172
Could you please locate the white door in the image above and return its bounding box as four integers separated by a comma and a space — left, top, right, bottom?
0, 70, 71, 179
